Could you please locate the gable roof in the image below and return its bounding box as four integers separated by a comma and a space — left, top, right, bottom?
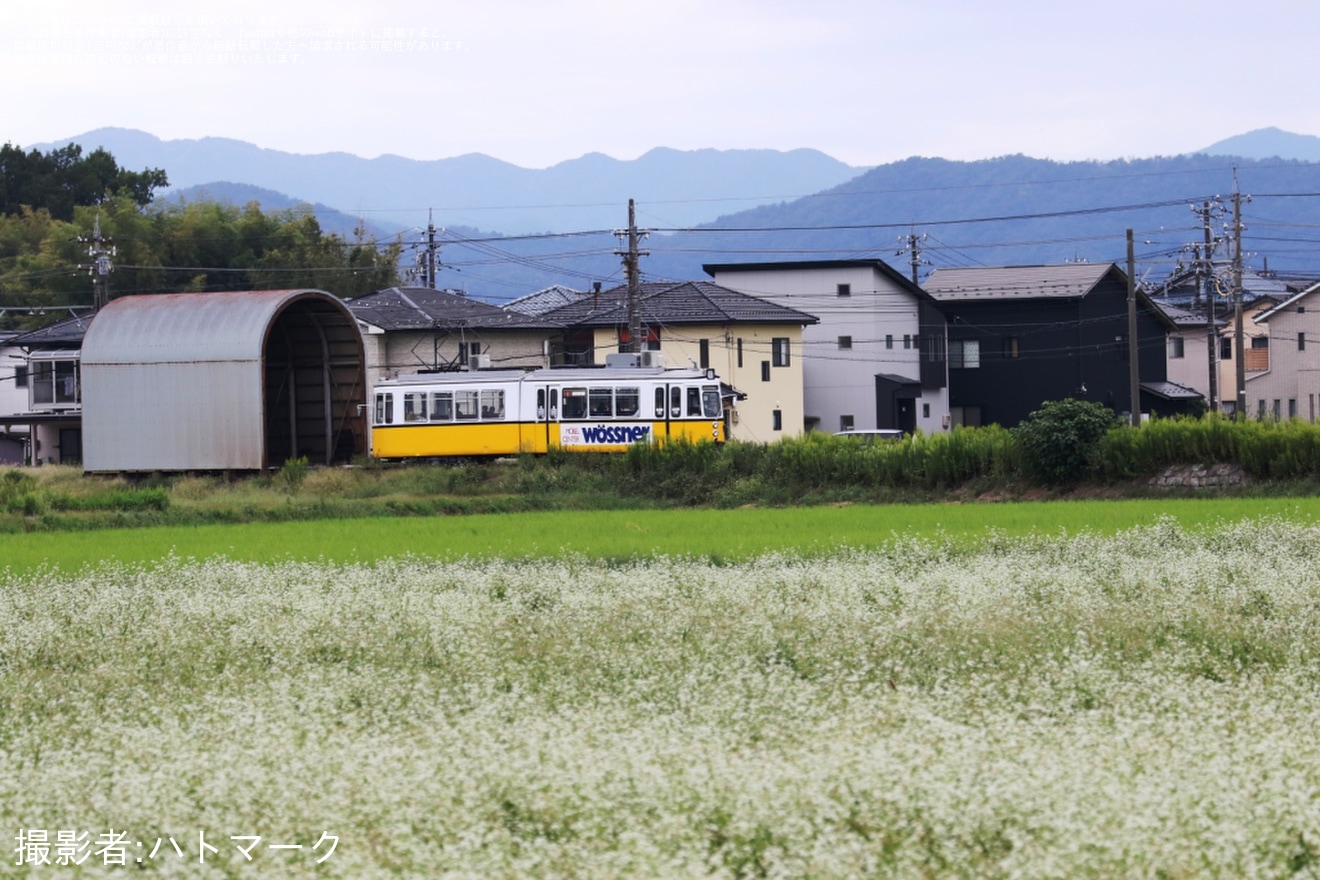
923, 264, 1124, 302
1255, 280, 1320, 322
505, 285, 588, 316
539, 280, 818, 327
346, 286, 556, 331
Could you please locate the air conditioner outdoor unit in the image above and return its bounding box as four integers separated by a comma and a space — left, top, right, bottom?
468, 354, 491, 370
638, 350, 665, 368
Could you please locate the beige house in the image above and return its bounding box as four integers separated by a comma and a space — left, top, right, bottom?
536, 281, 818, 442
1244, 282, 1320, 420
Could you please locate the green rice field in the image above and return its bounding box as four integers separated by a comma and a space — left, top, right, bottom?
5, 502, 1320, 876
4, 495, 1320, 573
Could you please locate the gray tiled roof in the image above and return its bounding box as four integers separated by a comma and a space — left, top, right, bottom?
1148, 300, 1228, 329
347, 287, 559, 331
924, 264, 1121, 302
504, 285, 587, 316
540, 280, 818, 327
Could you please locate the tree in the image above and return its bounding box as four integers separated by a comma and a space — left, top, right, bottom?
1013, 398, 1120, 485
0, 142, 168, 221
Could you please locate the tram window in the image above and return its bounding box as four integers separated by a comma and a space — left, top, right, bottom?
654, 388, 666, 418
562, 387, 588, 420
374, 393, 393, 425
702, 385, 721, 418
669, 387, 682, 418
430, 391, 453, 421
589, 387, 613, 417
403, 392, 427, 422
616, 387, 640, 417
537, 388, 546, 419
481, 389, 505, 420
686, 387, 703, 417
455, 390, 479, 421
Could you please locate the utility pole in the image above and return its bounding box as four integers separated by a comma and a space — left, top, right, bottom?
79, 214, 115, 313
421, 210, 440, 289
1232, 183, 1247, 419
1126, 229, 1141, 427
1194, 200, 1219, 412
896, 229, 927, 285
614, 199, 649, 353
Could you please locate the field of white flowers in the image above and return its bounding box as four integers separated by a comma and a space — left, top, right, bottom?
4, 516, 1320, 877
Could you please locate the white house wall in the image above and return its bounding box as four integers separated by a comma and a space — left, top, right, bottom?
709, 265, 949, 434
0, 343, 28, 417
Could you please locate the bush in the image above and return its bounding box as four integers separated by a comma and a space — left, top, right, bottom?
1014, 399, 1120, 485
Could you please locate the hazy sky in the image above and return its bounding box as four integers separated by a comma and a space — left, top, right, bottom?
4, 0, 1316, 169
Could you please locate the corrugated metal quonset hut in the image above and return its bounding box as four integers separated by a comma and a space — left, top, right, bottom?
81, 289, 366, 472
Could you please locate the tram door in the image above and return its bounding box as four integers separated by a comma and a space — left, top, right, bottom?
664, 384, 683, 439
536, 386, 559, 451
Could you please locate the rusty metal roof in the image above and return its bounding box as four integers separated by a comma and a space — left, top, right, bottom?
81, 289, 345, 364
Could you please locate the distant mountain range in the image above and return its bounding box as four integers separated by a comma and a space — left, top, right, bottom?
32, 128, 864, 236
26, 127, 1320, 300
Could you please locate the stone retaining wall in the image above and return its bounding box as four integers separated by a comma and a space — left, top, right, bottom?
1147, 463, 1246, 489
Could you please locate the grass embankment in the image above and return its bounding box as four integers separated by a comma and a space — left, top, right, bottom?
5, 519, 1320, 876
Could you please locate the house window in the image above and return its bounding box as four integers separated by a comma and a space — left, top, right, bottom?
737, 338, 743, 368
903, 335, 911, 350
699, 338, 710, 369
949, 339, 980, 369
771, 338, 790, 367
1290, 399, 1298, 418
837, 283, 851, 297
1252, 337, 1269, 349
772, 409, 783, 432
840, 414, 854, 432
1220, 337, 1233, 360
1003, 337, 1020, 359
922, 403, 931, 418
885, 335, 893, 350
838, 335, 852, 350
1168, 337, 1184, 359
1300, 332, 1307, 352
1258, 400, 1266, 419
761, 360, 770, 382
1273, 399, 1282, 420
14, 365, 26, 388
29, 358, 80, 408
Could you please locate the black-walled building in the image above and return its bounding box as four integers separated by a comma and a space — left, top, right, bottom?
924, 263, 1196, 427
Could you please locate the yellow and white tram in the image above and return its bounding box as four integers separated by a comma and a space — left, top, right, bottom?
370, 363, 725, 458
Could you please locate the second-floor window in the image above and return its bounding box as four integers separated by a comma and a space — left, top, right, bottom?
949, 339, 980, 369
771, 338, 791, 367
